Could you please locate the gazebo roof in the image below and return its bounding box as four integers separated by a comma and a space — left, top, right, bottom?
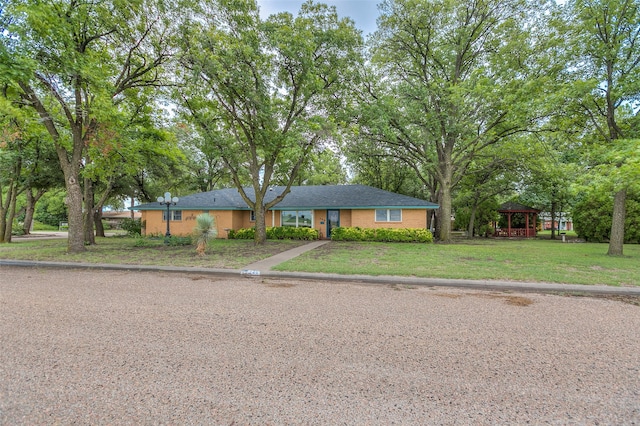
498, 202, 539, 213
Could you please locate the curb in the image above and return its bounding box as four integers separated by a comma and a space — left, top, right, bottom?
2, 259, 639, 296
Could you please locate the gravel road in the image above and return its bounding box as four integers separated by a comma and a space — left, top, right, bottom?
1, 266, 639, 425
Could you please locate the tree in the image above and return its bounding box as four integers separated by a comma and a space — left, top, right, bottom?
572, 176, 640, 243
291, 149, 348, 186
2, 0, 174, 252
356, 0, 555, 242
1, 84, 62, 241
557, 0, 640, 255
177, 0, 363, 244
171, 122, 234, 193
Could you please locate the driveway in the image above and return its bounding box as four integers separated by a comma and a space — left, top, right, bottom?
1, 267, 639, 424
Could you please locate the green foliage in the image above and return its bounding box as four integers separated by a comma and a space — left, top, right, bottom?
132, 236, 158, 247
32, 221, 58, 231
228, 226, 319, 241
121, 218, 143, 237
454, 198, 501, 236
572, 188, 640, 243
330, 227, 434, 243
194, 213, 217, 254
11, 220, 25, 236
177, 0, 363, 244
166, 236, 193, 246
34, 192, 67, 227
353, 0, 553, 242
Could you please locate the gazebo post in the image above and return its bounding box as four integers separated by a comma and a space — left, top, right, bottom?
508, 213, 512, 237
525, 213, 530, 237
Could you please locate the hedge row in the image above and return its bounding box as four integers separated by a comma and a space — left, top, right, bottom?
228, 226, 319, 240
331, 227, 434, 243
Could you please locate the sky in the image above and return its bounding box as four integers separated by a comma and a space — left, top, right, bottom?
256, 0, 381, 35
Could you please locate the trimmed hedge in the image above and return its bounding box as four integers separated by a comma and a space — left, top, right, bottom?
228, 226, 319, 241
331, 227, 434, 243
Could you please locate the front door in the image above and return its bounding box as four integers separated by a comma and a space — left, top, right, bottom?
326, 210, 340, 239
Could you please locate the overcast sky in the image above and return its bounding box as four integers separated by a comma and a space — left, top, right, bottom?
256, 0, 381, 35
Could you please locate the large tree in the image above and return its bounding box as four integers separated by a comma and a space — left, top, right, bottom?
556, 0, 640, 255
177, 0, 363, 244
2, 0, 174, 252
355, 0, 554, 241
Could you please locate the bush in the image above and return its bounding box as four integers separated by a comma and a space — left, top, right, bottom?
228, 226, 319, 240
11, 221, 25, 236
167, 236, 193, 246
331, 227, 434, 243
121, 218, 143, 236
573, 190, 640, 243
228, 227, 255, 240
194, 213, 217, 255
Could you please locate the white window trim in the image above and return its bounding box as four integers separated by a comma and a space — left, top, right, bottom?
375, 208, 402, 222
281, 210, 313, 228
162, 210, 182, 221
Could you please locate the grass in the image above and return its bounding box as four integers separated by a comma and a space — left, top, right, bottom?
274, 239, 640, 286
2, 235, 639, 286
1, 236, 308, 269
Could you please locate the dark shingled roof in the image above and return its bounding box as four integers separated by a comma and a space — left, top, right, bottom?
133, 185, 439, 211
498, 202, 539, 212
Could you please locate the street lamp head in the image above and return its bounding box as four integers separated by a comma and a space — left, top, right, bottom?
172, 196, 179, 203
157, 196, 164, 203
164, 191, 171, 200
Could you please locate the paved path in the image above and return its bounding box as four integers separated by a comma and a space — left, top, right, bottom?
242, 240, 330, 272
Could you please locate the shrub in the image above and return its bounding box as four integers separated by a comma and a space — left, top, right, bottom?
11, 221, 25, 236
228, 227, 255, 240
121, 218, 143, 236
166, 236, 193, 246
132, 236, 157, 247
228, 226, 319, 240
267, 227, 319, 240
194, 213, 218, 255
331, 227, 433, 243
573, 190, 640, 243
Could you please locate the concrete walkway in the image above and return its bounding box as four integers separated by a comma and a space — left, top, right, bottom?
242, 240, 330, 272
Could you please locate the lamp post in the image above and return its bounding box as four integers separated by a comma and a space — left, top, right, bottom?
157, 191, 179, 242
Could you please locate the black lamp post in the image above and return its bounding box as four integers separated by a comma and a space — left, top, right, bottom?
157, 191, 179, 242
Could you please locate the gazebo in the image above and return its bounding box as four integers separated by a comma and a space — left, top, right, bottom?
494, 202, 539, 238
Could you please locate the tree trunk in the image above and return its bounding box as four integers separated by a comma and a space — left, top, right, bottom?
0, 185, 7, 243
254, 201, 267, 245
94, 209, 105, 238
64, 176, 86, 252
436, 158, 454, 243
83, 177, 96, 245
467, 204, 477, 238
438, 185, 452, 243
607, 188, 626, 256
3, 183, 19, 243
93, 178, 115, 239
22, 188, 46, 235
550, 200, 557, 240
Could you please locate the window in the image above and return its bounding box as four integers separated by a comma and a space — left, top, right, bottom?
375, 209, 402, 222
250, 211, 256, 222
281, 210, 312, 228
162, 210, 182, 221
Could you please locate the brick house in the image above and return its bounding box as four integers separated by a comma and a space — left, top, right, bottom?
133, 184, 439, 239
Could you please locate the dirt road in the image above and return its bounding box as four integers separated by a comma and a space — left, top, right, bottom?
1, 267, 639, 424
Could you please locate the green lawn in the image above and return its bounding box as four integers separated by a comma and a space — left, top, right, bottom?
275, 239, 640, 286
0, 237, 307, 270
2, 236, 639, 286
